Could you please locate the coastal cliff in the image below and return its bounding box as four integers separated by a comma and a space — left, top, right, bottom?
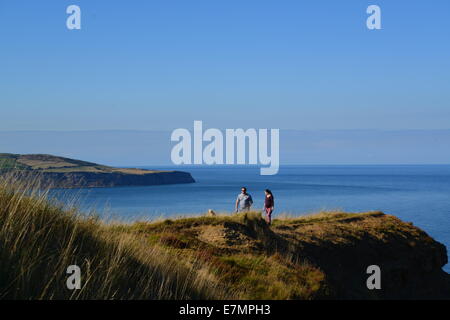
124, 211, 450, 299
0, 174, 449, 300
0, 153, 195, 188
28, 170, 195, 188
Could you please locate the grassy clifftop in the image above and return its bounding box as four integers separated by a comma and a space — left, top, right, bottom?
0, 175, 449, 300
117, 211, 450, 299
0, 153, 195, 188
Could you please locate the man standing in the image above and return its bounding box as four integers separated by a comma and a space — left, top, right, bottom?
235, 187, 253, 213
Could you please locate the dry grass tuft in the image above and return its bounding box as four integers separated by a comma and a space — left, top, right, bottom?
0, 173, 228, 299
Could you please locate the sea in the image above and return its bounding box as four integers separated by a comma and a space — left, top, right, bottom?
49, 165, 450, 272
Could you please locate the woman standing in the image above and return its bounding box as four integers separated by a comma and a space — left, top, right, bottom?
264, 189, 274, 225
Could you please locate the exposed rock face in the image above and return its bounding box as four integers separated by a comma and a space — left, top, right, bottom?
33, 171, 195, 188
269, 213, 450, 299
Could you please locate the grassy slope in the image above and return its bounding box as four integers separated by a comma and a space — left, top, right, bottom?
0, 176, 223, 299
1, 175, 448, 299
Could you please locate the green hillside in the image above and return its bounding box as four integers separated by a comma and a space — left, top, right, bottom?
0, 153, 162, 174
0, 153, 195, 188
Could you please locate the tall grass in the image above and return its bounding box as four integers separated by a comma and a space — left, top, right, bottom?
0, 173, 228, 300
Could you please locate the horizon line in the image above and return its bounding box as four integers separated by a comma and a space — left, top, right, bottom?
2, 128, 450, 133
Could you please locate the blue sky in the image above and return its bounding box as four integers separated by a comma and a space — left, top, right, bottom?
0, 0, 449, 131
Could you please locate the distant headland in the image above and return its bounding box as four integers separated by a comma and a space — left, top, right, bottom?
0, 153, 195, 188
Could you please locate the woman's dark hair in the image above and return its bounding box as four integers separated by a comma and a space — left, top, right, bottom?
265, 189, 274, 199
